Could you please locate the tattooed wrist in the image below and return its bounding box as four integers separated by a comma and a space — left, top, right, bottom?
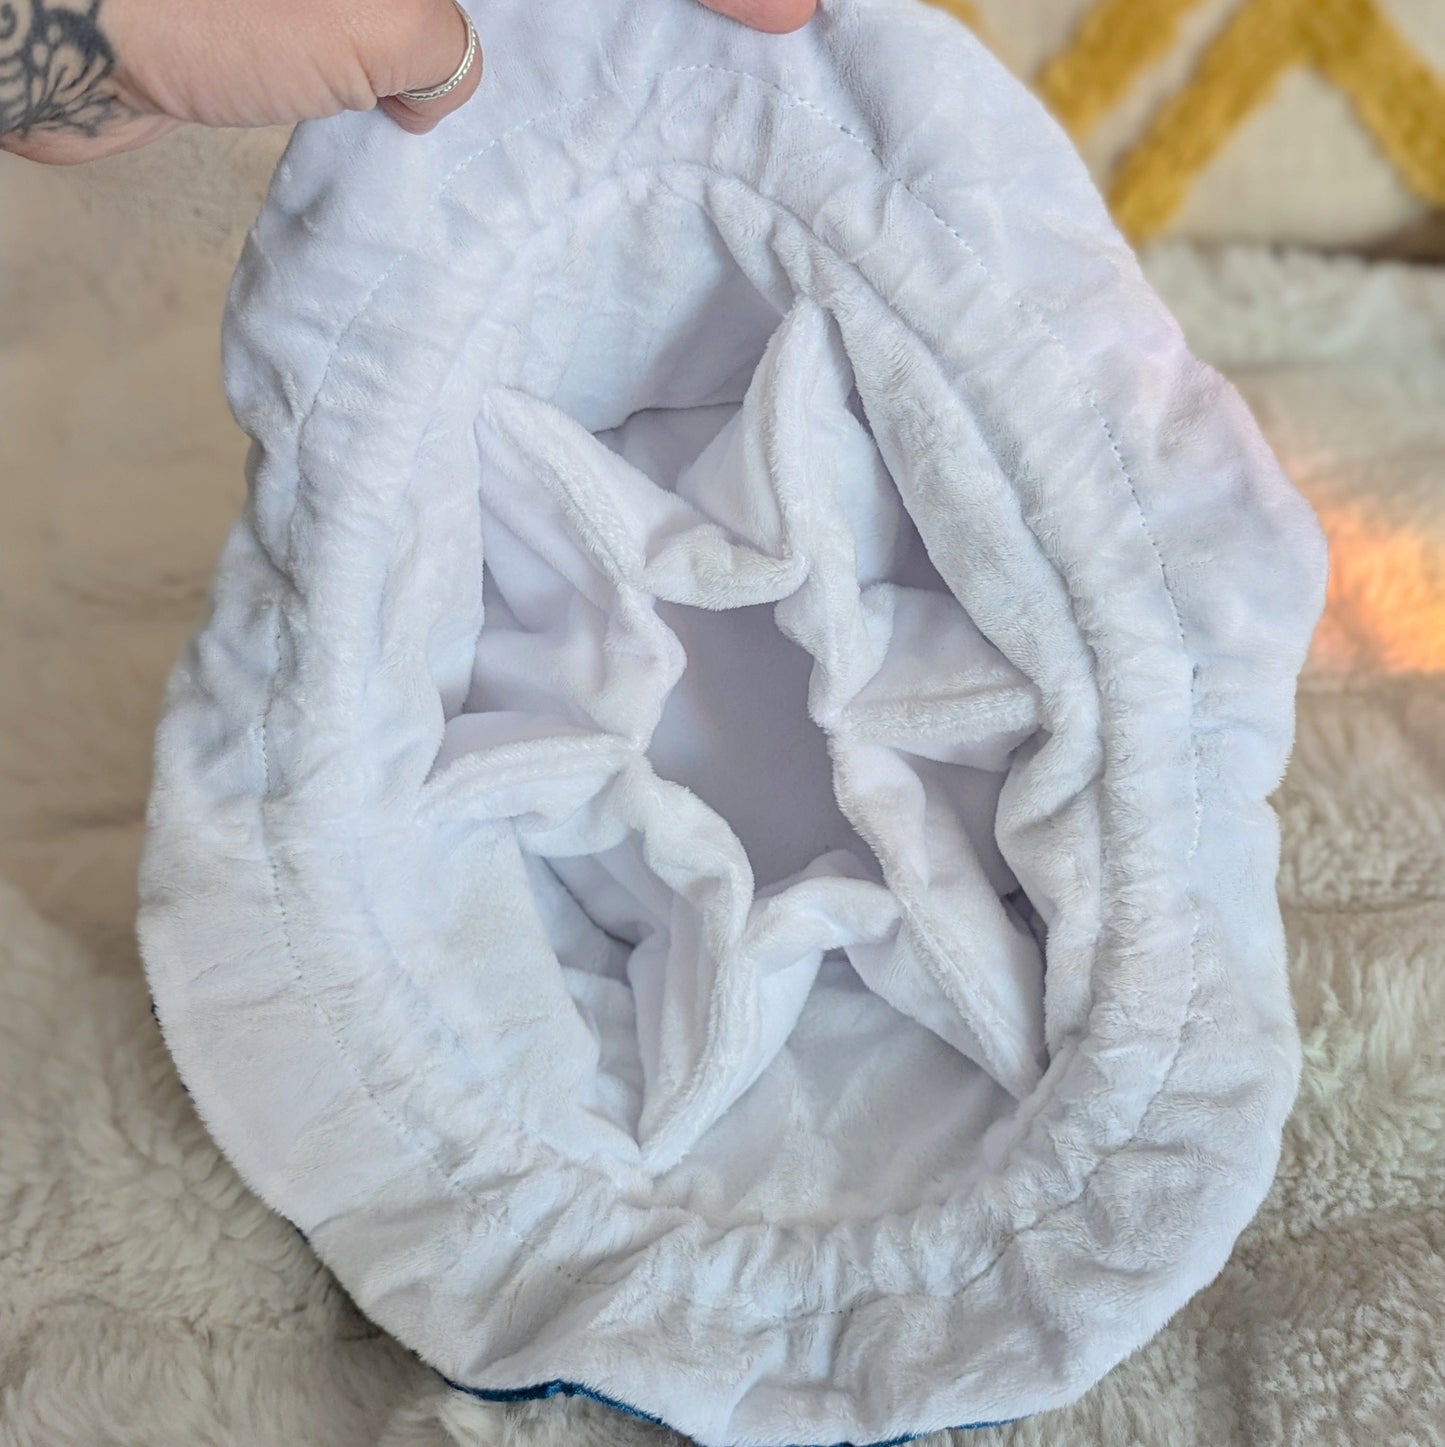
0, 0, 124, 139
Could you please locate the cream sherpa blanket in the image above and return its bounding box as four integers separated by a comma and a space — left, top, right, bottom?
2, 112, 1443, 1447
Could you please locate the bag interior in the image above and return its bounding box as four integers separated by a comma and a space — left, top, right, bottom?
425, 174, 1053, 1204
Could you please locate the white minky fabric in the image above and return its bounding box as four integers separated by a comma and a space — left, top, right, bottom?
5, 105, 1444, 1440
132, 2, 1326, 1443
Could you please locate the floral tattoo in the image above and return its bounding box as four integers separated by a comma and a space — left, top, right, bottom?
0, 0, 122, 139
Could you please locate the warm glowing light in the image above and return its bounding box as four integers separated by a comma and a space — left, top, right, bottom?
1306, 499, 1445, 678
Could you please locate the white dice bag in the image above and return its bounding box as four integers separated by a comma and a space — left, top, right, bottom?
139, 2, 1328, 1442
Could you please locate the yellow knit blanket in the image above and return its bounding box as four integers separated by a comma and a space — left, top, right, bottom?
930, 0, 1445, 242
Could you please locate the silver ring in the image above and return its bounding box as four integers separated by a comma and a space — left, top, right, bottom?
396, 0, 480, 103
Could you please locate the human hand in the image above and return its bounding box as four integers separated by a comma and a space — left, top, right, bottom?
0, 0, 815, 165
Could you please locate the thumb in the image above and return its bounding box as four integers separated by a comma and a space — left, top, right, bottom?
373, 0, 484, 136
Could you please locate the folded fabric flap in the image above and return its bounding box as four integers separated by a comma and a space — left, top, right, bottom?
609, 765, 763, 1168
833, 741, 1047, 1100
476, 404, 691, 743
597, 772, 899, 1171
421, 715, 633, 827
524, 852, 636, 982
488, 384, 807, 610
632, 846, 905, 1171
762, 309, 903, 715
829, 291, 1116, 1067
847, 586, 1044, 769
747, 303, 1049, 1098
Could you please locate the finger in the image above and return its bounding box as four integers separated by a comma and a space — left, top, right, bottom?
371, 0, 484, 136
699, 0, 817, 33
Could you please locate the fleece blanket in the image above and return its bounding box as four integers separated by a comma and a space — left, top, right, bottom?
2, 55, 1442, 1447
132, 1, 1328, 1441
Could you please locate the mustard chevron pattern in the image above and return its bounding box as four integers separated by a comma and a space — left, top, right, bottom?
928, 0, 1445, 242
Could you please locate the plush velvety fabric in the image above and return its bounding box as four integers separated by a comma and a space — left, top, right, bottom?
137, 3, 1327, 1443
